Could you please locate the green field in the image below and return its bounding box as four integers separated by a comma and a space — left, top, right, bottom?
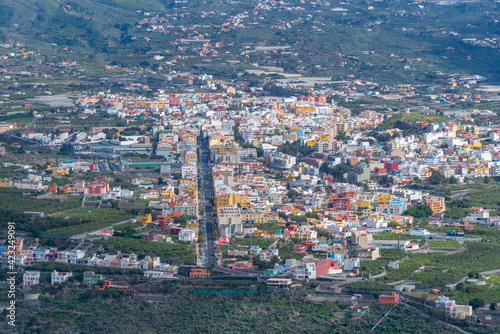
98, 237, 195, 262
428, 240, 462, 248
48, 208, 135, 235
0, 194, 82, 214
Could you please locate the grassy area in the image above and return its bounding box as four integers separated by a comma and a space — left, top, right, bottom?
47, 208, 135, 234
345, 281, 393, 291
372, 242, 500, 292
445, 284, 500, 305
247, 223, 284, 234
0, 194, 82, 214
405, 113, 447, 123
232, 237, 277, 249
98, 237, 195, 262
373, 232, 423, 241
428, 240, 461, 248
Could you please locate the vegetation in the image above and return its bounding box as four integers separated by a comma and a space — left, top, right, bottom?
0, 194, 82, 214
404, 205, 433, 219
98, 237, 195, 262
232, 237, 277, 249
428, 240, 461, 248
345, 281, 393, 291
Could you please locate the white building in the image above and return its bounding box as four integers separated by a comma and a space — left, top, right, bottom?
23, 271, 40, 286
343, 258, 360, 271
178, 228, 197, 243
435, 296, 473, 319
144, 271, 176, 279
51, 270, 73, 285
292, 262, 316, 280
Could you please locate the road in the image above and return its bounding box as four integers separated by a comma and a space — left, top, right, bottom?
198, 131, 217, 266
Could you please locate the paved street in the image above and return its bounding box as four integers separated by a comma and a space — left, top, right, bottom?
199, 132, 216, 265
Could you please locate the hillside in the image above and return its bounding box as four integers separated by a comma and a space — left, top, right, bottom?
1, 0, 500, 84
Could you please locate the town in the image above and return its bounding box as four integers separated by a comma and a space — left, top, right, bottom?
1, 0, 500, 332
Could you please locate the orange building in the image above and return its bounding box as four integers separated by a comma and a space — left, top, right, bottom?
190, 268, 210, 278
379, 293, 399, 304
424, 196, 446, 214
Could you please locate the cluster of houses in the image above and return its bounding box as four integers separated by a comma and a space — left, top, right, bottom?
1, 237, 179, 280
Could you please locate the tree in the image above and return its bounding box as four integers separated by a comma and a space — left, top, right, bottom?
144, 207, 152, 214
404, 205, 433, 219
469, 298, 485, 309
490, 303, 496, 311
287, 189, 299, 200
429, 170, 446, 185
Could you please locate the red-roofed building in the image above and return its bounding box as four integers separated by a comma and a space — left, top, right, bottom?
379, 293, 399, 304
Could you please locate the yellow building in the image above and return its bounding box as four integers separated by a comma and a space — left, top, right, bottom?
216, 193, 251, 209
185, 151, 197, 164
354, 200, 371, 210
291, 105, 315, 115
138, 214, 152, 224
241, 211, 280, 224
0, 179, 11, 188
50, 167, 69, 175
374, 194, 391, 205
468, 166, 489, 177
211, 143, 236, 155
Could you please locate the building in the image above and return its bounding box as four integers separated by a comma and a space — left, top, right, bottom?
464, 207, 489, 223
23, 271, 40, 286
179, 228, 197, 242
144, 271, 176, 279
265, 152, 296, 169
434, 296, 473, 319
0, 179, 11, 188
266, 278, 293, 290
424, 196, 446, 214
352, 230, 373, 248
379, 293, 399, 304
83, 271, 103, 284
218, 205, 243, 237
357, 247, 380, 261
368, 239, 410, 251
190, 268, 210, 278
348, 166, 370, 184
84, 181, 109, 196
51, 270, 73, 285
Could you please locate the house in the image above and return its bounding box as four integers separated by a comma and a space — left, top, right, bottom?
178, 228, 197, 242
138, 214, 152, 224
249, 246, 262, 255
293, 245, 307, 253
144, 271, 176, 279
379, 293, 399, 304
343, 258, 360, 271
190, 268, 210, 278
23, 271, 40, 286
464, 207, 489, 223
51, 270, 73, 285
259, 248, 280, 262
357, 247, 380, 261
83, 271, 103, 284
292, 262, 317, 280
434, 296, 473, 319
266, 278, 293, 290
351, 229, 373, 248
